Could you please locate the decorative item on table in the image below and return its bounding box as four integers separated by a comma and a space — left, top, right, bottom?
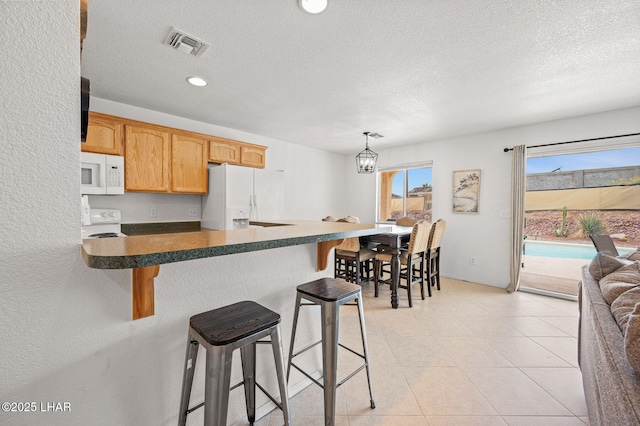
452, 169, 481, 213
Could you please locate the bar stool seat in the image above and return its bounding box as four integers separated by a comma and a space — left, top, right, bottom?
190, 302, 280, 345
178, 301, 290, 426
287, 278, 375, 426
296, 277, 361, 302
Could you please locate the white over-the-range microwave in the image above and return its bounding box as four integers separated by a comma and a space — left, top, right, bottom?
81, 152, 125, 195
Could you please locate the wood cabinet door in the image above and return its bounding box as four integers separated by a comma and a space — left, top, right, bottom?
209, 138, 240, 164
240, 145, 266, 168
82, 112, 123, 155
125, 125, 170, 192
171, 134, 208, 194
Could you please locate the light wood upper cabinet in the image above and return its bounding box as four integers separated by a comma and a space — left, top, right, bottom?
125, 125, 170, 192
209, 137, 266, 168
240, 145, 266, 168
171, 134, 208, 194
209, 138, 240, 165
79, 113, 266, 194
81, 112, 123, 155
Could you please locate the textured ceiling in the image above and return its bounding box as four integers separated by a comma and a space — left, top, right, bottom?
81, 0, 640, 154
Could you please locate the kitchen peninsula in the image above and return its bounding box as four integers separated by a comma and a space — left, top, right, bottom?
82, 220, 389, 320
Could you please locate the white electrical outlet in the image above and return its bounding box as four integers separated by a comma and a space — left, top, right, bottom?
470, 256, 477, 265
149, 207, 157, 218
188, 208, 198, 217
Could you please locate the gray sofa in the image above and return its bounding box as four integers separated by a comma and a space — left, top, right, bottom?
578, 264, 640, 425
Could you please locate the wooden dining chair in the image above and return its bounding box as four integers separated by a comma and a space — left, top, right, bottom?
374, 220, 431, 307
334, 217, 376, 284
589, 234, 619, 257
373, 216, 417, 280
425, 219, 447, 296
395, 216, 417, 227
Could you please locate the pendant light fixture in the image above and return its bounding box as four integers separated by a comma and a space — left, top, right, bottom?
356, 131, 381, 174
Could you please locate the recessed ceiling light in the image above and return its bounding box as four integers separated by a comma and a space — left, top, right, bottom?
186, 76, 207, 87
299, 0, 328, 14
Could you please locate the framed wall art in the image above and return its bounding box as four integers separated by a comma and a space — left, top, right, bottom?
452, 169, 480, 213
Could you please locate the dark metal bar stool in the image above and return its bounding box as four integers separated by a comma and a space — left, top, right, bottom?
178, 301, 291, 426
287, 278, 375, 426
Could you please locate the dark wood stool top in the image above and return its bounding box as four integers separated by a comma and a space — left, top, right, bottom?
297, 278, 361, 302
190, 301, 280, 346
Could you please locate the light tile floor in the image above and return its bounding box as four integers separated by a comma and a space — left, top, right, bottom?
243, 277, 589, 426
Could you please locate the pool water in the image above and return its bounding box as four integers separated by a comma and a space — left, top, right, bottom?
524, 241, 634, 260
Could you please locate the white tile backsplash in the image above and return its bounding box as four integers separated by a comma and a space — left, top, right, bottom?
87, 193, 202, 223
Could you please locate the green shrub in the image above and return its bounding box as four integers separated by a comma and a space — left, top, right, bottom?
577, 213, 605, 237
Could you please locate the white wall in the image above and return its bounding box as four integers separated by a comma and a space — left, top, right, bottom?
346, 106, 640, 288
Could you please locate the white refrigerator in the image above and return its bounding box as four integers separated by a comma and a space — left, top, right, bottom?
201, 164, 285, 230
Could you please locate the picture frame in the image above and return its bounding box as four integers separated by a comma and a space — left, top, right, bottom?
452, 169, 481, 213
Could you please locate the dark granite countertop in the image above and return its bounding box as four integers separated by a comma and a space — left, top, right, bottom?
81, 220, 391, 270
121, 221, 202, 236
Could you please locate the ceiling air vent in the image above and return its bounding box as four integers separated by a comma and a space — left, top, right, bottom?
164, 28, 209, 57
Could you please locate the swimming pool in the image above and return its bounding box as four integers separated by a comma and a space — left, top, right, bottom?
524, 240, 634, 260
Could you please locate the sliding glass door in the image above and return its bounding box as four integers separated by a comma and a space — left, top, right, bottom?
520, 146, 640, 297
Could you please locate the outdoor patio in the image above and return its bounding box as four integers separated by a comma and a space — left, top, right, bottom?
521, 207, 639, 297
520, 255, 589, 297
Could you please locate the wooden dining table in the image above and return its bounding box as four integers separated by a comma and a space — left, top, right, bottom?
365, 225, 413, 308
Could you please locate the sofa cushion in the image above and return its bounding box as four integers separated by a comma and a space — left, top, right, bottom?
611, 286, 640, 330
625, 302, 640, 373
589, 253, 633, 280
622, 250, 640, 262
598, 262, 640, 305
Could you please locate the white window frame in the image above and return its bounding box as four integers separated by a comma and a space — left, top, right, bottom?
376, 161, 433, 223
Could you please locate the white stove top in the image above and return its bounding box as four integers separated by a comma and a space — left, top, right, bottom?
81, 208, 127, 239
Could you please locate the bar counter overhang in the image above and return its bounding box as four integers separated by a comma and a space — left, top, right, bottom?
81, 220, 390, 320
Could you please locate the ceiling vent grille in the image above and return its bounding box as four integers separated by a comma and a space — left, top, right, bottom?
164, 28, 209, 57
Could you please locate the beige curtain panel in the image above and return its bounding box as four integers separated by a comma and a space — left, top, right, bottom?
508, 145, 526, 293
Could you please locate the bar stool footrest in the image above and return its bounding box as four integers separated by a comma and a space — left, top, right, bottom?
289, 358, 371, 390
338, 342, 365, 359
255, 382, 286, 412
290, 339, 323, 359
289, 362, 325, 389
185, 401, 205, 416
337, 364, 367, 388
185, 378, 280, 415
